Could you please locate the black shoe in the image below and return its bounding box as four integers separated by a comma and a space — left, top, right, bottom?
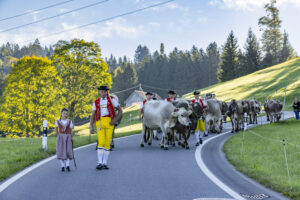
195, 142, 199, 146
96, 164, 103, 170
204, 134, 208, 137
61, 167, 65, 172
102, 164, 109, 170
66, 166, 70, 172
200, 138, 203, 144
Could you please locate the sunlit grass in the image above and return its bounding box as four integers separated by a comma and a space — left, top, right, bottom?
184, 58, 300, 109
224, 119, 300, 199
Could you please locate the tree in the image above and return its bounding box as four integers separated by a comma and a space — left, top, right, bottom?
206, 42, 220, 85
243, 28, 261, 74
0, 56, 62, 135
279, 31, 295, 62
134, 45, 150, 71
28, 38, 44, 57
218, 31, 239, 82
111, 62, 138, 104
52, 39, 111, 121
258, 0, 282, 67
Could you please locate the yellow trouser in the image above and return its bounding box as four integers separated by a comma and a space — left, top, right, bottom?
96, 117, 114, 150
195, 119, 205, 132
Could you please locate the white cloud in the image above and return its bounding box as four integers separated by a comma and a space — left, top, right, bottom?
197, 17, 208, 23
148, 22, 160, 27
208, 0, 300, 11
0, 17, 146, 47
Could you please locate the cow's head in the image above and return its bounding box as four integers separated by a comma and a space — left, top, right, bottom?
172, 107, 192, 126
191, 102, 204, 120
229, 100, 238, 114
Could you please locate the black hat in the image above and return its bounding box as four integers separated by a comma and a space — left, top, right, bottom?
193, 91, 200, 95
145, 92, 152, 96
97, 85, 110, 90
168, 90, 176, 95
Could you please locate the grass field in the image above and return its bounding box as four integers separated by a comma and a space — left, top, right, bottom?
184, 58, 300, 110
224, 119, 300, 199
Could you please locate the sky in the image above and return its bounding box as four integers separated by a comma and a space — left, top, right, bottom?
0, 0, 299, 60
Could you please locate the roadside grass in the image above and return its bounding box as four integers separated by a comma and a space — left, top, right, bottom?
224, 118, 300, 199
0, 104, 142, 182
184, 58, 300, 110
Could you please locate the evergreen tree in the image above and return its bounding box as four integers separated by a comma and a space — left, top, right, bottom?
111, 62, 138, 104
279, 31, 295, 62
206, 42, 220, 85
218, 31, 239, 82
258, 0, 282, 67
134, 45, 150, 65
244, 28, 261, 73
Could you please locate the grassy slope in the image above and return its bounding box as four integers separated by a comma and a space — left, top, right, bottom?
184, 58, 300, 109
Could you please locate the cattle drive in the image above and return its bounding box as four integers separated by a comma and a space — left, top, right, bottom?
134, 90, 283, 150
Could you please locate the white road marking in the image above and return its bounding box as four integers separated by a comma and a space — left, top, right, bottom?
195, 131, 246, 200
0, 134, 139, 193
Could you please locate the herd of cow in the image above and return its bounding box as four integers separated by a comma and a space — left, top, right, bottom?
139, 98, 283, 150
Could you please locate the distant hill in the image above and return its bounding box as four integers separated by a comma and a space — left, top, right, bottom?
184, 58, 300, 109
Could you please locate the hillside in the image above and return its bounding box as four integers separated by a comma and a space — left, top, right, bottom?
185, 58, 300, 109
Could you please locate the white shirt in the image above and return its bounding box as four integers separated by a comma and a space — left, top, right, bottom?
92, 97, 119, 117
55, 119, 74, 128
194, 98, 207, 107
164, 98, 176, 102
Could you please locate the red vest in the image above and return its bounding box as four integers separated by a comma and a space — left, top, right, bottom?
141, 99, 147, 113
95, 96, 116, 121
167, 97, 176, 102
57, 120, 72, 134
192, 99, 206, 108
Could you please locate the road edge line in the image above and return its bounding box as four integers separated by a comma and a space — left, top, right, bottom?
195, 131, 246, 200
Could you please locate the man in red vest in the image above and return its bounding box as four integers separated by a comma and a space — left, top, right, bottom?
90, 85, 122, 170
192, 90, 208, 145
139, 92, 153, 121
165, 90, 177, 102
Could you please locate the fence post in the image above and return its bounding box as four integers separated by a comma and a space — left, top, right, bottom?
282, 87, 287, 120
282, 139, 292, 190
42, 120, 48, 151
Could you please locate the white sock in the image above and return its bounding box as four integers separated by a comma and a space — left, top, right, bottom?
97, 149, 104, 164
195, 131, 200, 143
65, 159, 70, 167
60, 160, 65, 168
200, 131, 204, 139
103, 150, 110, 165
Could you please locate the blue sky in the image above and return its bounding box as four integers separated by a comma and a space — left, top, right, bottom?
0, 0, 299, 60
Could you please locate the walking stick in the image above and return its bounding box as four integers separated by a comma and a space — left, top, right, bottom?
72, 139, 77, 169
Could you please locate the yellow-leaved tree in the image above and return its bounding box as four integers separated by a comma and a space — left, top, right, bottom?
52, 39, 112, 122
0, 56, 63, 136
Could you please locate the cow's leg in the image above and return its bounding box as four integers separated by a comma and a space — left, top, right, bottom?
178, 133, 182, 146
140, 124, 146, 147
230, 117, 234, 133
148, 129, 153, 146
153, 130, 159, 140
160, 131, 164, 148
184, 129, 190, 149
216, 119, 221, 133
162, 128, 169, 150
171, 129, 176, 147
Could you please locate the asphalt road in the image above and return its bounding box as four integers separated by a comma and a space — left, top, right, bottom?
0, 111, 294, 200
